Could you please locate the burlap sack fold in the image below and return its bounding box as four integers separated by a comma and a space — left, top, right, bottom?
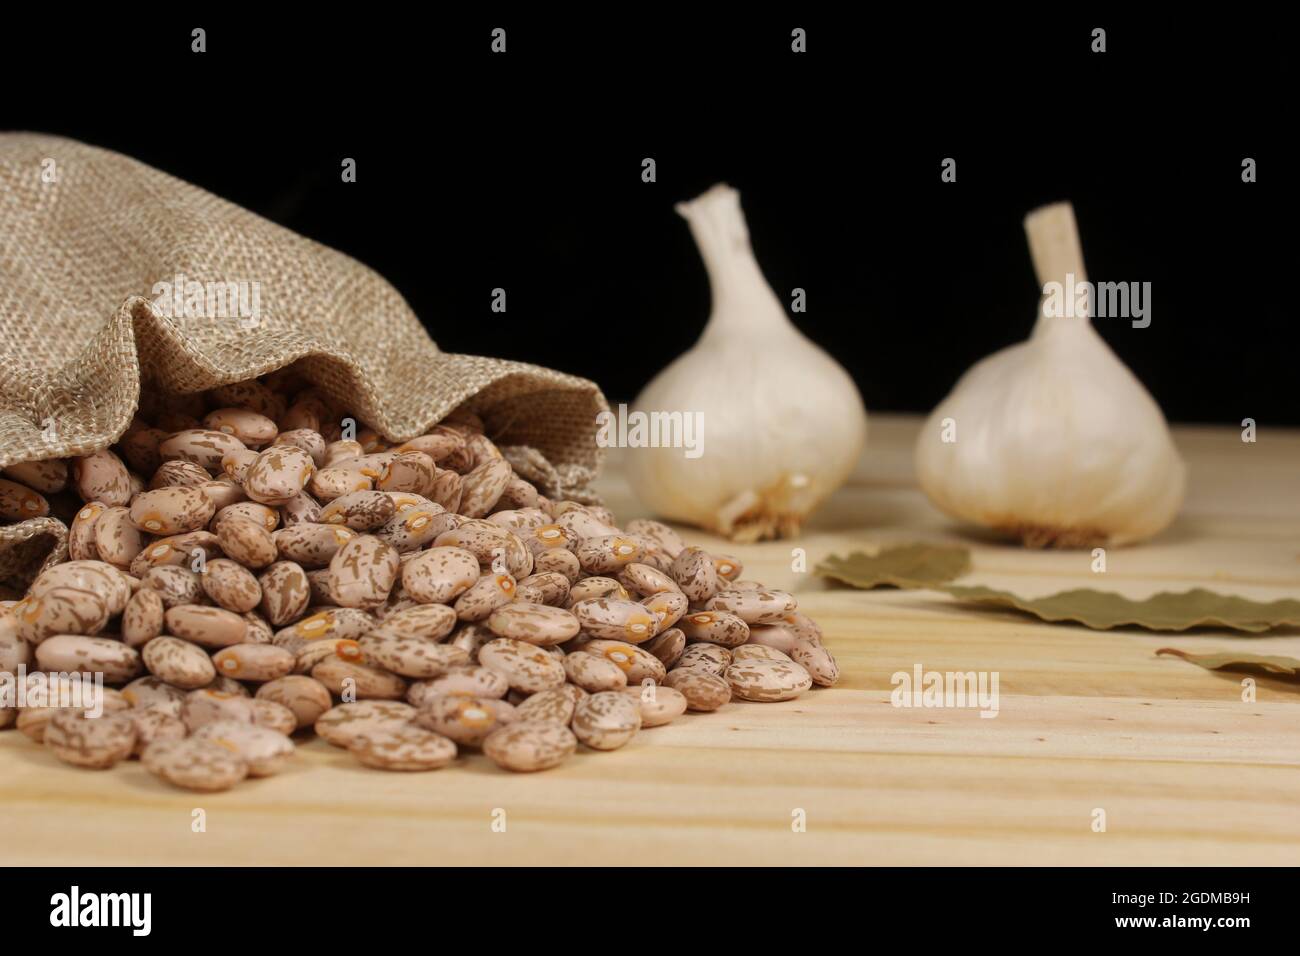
0, 132, 608, 588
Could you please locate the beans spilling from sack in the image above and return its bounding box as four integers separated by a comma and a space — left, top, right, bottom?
0, 374, 838, 789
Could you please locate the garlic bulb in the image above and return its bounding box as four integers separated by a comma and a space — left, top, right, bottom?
624, 184, 868, 542
914, 202, 1185, 548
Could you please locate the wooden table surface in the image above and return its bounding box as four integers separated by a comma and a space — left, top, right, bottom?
4, 414, 1299, 866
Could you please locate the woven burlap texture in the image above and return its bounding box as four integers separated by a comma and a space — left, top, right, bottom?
0, 132, 608, 587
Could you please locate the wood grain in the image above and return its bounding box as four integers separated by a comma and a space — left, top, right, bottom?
3, 414, 1298, 866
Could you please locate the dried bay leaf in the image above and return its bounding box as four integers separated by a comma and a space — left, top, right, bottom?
816, 544, 972, 589
941, 585, 1300, 633
1157, 648, 1300, 678
819, 543, 1300, 633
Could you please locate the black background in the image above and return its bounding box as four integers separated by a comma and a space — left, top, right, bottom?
3, 867, 1274, 940
1, 12, 1292, 422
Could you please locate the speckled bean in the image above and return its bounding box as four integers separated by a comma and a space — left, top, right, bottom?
259, 561, 310, 626
617, 562, 679, 597
670, 547, 719, 603
565, 576, 629, 607
215, 501, 280, 532
3, 458, 67, 494
745, 623, 800, 654
706, 589, 798, 625
256, 675, 333, 730
309, 466, 373, 501
213, 643, 295, 681
143, 736, 249, 791
319, 490, 395, 530
640, 590, 688, 631
410, 665, 509, 703
571, 598, 658, 644
725, 658, 812, 702
164, 605, 248, 648
312, 654, 407, 700
677, 643, 733, 675
533, 547, 581, 583
453, 572, 517, 622
88, 506, 143, 569
477, 637, 566, 693
151, 459, 211, 490
45, 710, 137, 768
272, 523, 356, 568
662, 667, 731, 711
14, 587, 109, 644
624, 518, 686, 560
142, 636, 216, 689
36, 635, 142, 683
203, 408, 278, 447
677, 609, 750, 648
374, 451, 437, 497
581, 639, 667, 685
457, 458, 512, 518
571, 691, 641, 750
216, 516, 278, 569
68, 502, 107, 560
376, 505, 453, 552
642, 627, 686, 669
574, 534, 645, 575
29, 561, 130, 613
120, 675, 186, 714
243, 445, 315, 505
159, 429, 248, 473
487, 602, 580, 647
401, 546, 480, 604
194, 720, 294, 776
349, 725, 457, 771
315, 700, 417, 748
272, 607, 373, 653
789, 637, 839, 686
328, 535, 399, 609
127, 487, 214, 536
73, 449, 131, 506
732, 644, 795, 663
199, 558, 262, 612
180, 689, 257, 731
141, 566, 203, 608
621, 682, 688, 727
513, 571, 570, 607
128, 707, 188, 755
413, 695, 515, 747
359, 632, 468, 678
482, 719, 576, 772
563, 650, 629, 692
514, 685, 583, 724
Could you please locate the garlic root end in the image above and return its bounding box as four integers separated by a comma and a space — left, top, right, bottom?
712, 477, 814, 543
1002, 522, 1109, 550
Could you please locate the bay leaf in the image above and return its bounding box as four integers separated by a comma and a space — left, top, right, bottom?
1157, 648, 1300, 677
942, 585, 1300, 633
816, 543, 972, 589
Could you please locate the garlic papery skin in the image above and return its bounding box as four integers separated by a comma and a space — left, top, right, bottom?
625, 184, 868, 543
914, 202, 1186, 548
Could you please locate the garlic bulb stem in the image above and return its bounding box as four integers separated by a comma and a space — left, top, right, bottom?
1027, 202, 1090, 335
677, 188, 783, 333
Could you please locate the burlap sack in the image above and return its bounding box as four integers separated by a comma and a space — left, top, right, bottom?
0, 133, 608, 590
